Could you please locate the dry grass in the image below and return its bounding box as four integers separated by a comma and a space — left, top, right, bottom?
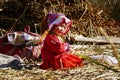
0, 44, 120, 80
0, 64, 119, 80
0, 0, 120, 80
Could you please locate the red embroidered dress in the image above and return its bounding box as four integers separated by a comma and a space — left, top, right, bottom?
40, 34, 83, 69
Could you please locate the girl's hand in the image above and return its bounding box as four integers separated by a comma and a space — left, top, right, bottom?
64, 43, 70, 51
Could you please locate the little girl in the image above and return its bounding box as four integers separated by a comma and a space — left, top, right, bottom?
40, 12, 83, 70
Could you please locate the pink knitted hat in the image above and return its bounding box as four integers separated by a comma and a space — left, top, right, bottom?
46, 12, 72, 34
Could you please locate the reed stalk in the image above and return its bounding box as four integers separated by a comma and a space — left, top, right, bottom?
99, 27, 120, 67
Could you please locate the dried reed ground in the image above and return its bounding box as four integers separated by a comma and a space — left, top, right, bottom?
0, 45, 120, 80
0, 0, 120, 80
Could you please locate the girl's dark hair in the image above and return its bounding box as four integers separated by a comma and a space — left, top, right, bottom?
41, 16, 49, 34
41, 15, 56, 34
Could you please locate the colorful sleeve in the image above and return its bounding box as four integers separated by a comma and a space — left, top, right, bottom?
44, 35, 69, 53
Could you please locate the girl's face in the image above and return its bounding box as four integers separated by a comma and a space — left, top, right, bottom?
54, 23, 67, 36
